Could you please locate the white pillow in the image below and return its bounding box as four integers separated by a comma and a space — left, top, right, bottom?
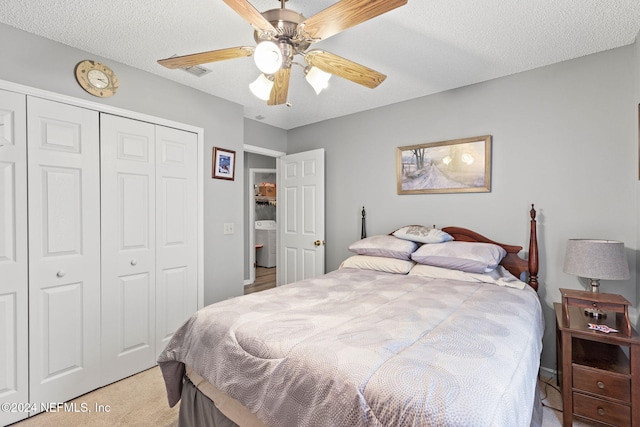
348, 235, 418, 260
392, 225, 453, 244
408, 264, 526, 289
410, 241, 507, 273
340, 255, 415, 274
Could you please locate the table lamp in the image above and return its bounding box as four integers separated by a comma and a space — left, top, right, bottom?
563, 239, 630, 317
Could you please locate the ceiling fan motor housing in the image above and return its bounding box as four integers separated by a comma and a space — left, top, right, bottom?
254, 8, 311, 53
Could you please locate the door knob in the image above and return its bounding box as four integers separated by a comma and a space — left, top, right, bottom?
314, 240, 325, 247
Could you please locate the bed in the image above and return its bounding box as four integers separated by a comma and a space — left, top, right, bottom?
159, 206, 543, 427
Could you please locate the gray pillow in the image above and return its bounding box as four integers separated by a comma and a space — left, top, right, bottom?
393, 225, 453, 244
411, 241, 507, 273
348, 235, 418, 260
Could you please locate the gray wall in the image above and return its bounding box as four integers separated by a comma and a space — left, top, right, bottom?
245, 118, 288, 153
0, 23, 246, 305
287, 45, 639, 372
4, 21, 639, 374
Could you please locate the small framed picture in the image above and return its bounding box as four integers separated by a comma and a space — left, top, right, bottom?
212, 147, 236, 180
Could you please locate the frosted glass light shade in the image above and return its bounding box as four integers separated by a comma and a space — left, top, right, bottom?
305, 67, 331, 95
249, 74, 274, 101
254, 41, 282, 74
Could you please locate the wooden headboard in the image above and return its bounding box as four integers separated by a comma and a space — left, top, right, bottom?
442, 205, 539, 291
369, 204, 540, 290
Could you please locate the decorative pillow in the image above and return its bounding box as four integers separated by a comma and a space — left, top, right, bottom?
348, 235, 418, 260
410, 241, 507, 273
392, 225, 453, 244
339, 255, 415, 274
408, 264, 526, 289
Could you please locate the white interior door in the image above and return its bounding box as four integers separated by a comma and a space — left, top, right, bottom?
27, 96, 101, 406
155, 125, 198, 356
0, 89, 28, 426
277, 149, 325, 285
100, 114, 157, 384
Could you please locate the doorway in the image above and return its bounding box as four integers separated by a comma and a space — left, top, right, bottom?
249, 168, 276, 293
244, 146, 284, 292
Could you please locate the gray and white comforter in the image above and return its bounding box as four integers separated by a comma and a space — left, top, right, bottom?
158, 267, 544, 427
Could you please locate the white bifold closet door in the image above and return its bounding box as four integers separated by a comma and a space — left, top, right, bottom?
100, 114, 198, 383
0, 90, 28, 426
27, 96, 101, 406
153, 125, 198, 356
100, 115, 157, 384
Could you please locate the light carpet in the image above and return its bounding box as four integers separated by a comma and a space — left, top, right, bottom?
11, 367, 178, 427
11, 369, 596, 426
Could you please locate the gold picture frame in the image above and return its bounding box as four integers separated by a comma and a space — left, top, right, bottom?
397, 135, 492, 194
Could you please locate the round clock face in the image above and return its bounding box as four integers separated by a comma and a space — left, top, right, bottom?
87, 69, 110, 89
74, 60, 119, 97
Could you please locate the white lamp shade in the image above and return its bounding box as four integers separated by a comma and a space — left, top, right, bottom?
563, 239, 630, 280
254, 41, 282, 75
249, 74, 274, 101
305, 67, 331, 95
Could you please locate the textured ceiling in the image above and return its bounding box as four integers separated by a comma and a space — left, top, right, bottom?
1, 0, 639, 129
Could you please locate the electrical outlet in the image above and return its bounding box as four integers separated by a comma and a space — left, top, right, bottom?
223, 223, 234, 234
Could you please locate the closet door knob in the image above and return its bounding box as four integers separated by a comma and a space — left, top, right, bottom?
130, 259, 138, 266
56, 270, 66, 278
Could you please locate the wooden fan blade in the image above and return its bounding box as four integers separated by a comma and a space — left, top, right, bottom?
305, 50, 386, 89
157, 47, 254, 69
268, 68, 291, 106
223, 0, 277, 35
298, 0, 407, 41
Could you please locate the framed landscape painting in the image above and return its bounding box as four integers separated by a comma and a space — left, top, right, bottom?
397, 135, 492, 194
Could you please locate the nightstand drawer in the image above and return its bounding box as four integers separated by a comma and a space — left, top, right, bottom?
573, 392, 630, 426
573, 365, 630, 402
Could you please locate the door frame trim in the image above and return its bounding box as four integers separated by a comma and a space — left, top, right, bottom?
243, 144, 285, 286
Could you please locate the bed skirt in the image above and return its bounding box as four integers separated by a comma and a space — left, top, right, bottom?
178, 365, 542, 427
179, 367, 267, 427
179, 376, 238, 427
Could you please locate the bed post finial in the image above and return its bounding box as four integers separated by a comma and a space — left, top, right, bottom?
528, 204, 539, 291
361, 207, 367, 239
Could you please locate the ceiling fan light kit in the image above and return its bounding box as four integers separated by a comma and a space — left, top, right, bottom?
254, 41, 283, 74
304, 66, 331, 95
158, 0, 408, 106
249, 73, 275, 100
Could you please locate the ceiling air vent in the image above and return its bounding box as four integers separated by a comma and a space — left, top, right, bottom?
181, 64, 212, 77
168, 55, 212, 77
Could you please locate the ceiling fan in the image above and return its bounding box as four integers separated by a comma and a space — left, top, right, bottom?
157, 0, 408, 106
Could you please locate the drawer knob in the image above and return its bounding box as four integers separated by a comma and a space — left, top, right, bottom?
131, 259, 138, 266
597, 407, 605, 416
56, 270, 66, 278
596, 381, 605, 389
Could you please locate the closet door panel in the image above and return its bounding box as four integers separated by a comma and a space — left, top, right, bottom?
100, 114, 156, 384
155, 126, 197, 355
0, 90, 28, 426
27, 96, 101, 406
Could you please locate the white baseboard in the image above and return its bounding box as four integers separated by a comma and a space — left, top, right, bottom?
539, 365, 557, 380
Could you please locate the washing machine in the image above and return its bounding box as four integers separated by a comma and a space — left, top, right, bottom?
255, 220, 276, 268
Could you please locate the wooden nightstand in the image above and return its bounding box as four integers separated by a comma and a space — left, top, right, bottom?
555, 300, 640, 426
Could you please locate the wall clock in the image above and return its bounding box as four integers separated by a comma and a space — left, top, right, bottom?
74, 60, 119, 97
